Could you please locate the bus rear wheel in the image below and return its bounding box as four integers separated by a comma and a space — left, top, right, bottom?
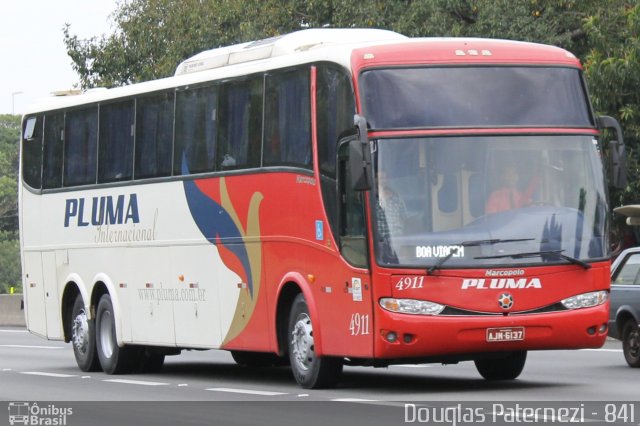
95, 294, 139, 374
474, 351, 527, 380
70, 295, 100, 372
287, 294, 342, 389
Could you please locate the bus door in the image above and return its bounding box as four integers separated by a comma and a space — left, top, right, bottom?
330, 139, 373, 357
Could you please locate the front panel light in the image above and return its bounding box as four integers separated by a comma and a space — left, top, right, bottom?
380, 298, 445, 315
561, 291, 608, 310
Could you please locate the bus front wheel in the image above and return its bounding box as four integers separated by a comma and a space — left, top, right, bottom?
474, 351, 527, 380
70, 295, 100, 372
287, 294, 342, 389
95, 294, 139, 374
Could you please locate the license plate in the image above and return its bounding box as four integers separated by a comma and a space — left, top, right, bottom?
486, 327, 525, 342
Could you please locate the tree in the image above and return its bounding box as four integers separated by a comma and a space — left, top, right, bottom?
0, 231, 21, 294
582, 1, 640, 207
0, 115, 19, 233
0, 115, 20, 293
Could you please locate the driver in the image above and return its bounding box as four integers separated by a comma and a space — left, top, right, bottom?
485, 164, 535, 214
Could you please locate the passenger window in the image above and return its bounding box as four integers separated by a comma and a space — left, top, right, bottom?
264, 69, 311, 167
64, 108, 98, 186
136, 91, 174, 179
22, 115, 43, 189
42, 113, 64, 189
99, 100, 134, 183
217, 78, 262, 170
174, 86, 218, 175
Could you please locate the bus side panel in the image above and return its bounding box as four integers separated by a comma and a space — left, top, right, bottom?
193, 172, 374, 358
22, 252, 47, 338
42, 251, 62, 340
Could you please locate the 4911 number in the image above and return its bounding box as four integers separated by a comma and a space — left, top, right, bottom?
349, 313, 370, 336
395, 276, 425, 291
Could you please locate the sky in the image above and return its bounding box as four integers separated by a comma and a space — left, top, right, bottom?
0, 0, 120, 115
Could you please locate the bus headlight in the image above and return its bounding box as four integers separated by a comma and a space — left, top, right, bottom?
379, 298, 445, 315
561, 291, 608, 310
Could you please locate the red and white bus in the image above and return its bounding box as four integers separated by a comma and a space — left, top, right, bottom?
19, 28, 625, 388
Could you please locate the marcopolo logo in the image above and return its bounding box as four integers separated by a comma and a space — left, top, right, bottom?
64, 194, 140, 228
8, 402, 72, 425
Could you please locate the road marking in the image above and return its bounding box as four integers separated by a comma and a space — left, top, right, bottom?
21, 372, 77, 378
0, 344, 64, 349
581, 348, 622, 353
0, 329, 28, 333
206, 387, 287, 396
332, 398, 378, 402
103, 379, 169, 386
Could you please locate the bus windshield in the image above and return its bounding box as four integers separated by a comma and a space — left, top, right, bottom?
373, 135, 609, 268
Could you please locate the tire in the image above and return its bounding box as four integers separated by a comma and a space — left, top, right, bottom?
231, 350, 286, 368
70, 295, 101, 372
622, 320, 640, 368
95, 294, 140, 374
474, 351, 527, 380
287, 294, 342, 389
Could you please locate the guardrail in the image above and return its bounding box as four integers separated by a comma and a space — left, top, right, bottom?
0, 294, 26, 327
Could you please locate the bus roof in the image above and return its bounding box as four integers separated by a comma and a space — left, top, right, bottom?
23, 28, 580, 115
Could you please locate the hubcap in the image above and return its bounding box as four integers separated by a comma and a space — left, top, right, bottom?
99, 310, 115, 359
291, 313, 315, 371
72, 309, 89, 354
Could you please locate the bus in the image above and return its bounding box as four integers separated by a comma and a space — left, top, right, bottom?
19, 28, 626, 389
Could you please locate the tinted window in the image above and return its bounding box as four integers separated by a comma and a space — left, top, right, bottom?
99, 101, 134, 183
360, 67, 592, 129
317, 66, 355, 178
22, 115, 43, 189
217, 78, 262, 170
136, 91, 174, 179
264, 69, 311, 167
64, 107, 97, 186
316, 65, 355, 241
174, 86, 218, 175
42, 113, 64, 189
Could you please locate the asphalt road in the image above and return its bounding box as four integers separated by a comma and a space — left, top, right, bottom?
0, 327, 637, 426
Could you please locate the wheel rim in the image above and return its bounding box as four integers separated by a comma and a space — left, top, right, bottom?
72, 308, 89, 355
291, 313, 315, 372
627, 328, 640, 360
99, 310, 115, 359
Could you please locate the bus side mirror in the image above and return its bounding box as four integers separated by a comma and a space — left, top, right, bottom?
350, 115, 372, 191
597, 115, 627, 189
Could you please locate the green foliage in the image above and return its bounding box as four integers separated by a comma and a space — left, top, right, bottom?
0, 115, 19, 233
583, 1, 640, 206
0, 231, 21, 294
0, 115, 20, 294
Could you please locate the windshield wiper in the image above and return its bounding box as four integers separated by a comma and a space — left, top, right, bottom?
427, 238, 535, 274
475, 250, 591, 270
